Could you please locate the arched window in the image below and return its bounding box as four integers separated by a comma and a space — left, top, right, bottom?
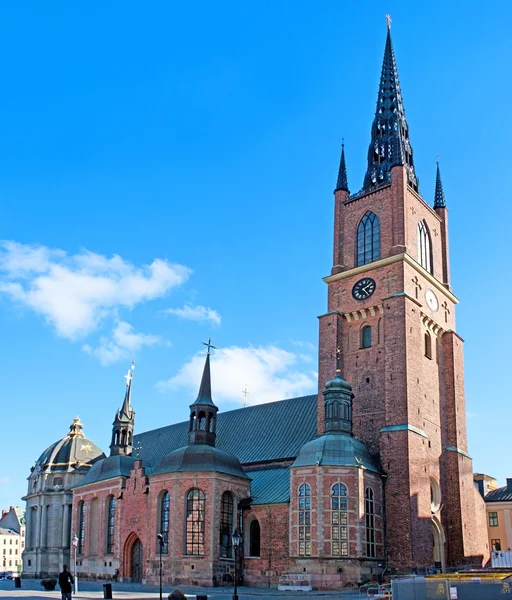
357, 211, 380, 266
77, 501, 86, 554
249, 520, 260, 557
298, 483, 311, 556
424, 331, 432, 359
160, 492, 170, 554
219, 492, 234, 558
365, 487, 376, 558
361, 325, 372, 349
106, 496, 116, 554
417, 220, 432, 274
331, 483, 348, 556
185, 489, 205, 555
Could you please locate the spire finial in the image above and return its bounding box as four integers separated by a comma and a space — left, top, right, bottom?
201, 337, 217, 356
385, 14, 392, 30
335, 346, 342, 374
434, 158, 446, 208
335, 140, 349, 192
124, 360, 135, 387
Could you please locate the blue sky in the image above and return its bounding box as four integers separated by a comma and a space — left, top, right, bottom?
0, 2, 511, 510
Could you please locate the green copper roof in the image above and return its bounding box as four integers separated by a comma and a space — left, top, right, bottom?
292, 433, 380, 473
134, 395, 318, 468
248, 468, 291, 504
73, 455, 145, 488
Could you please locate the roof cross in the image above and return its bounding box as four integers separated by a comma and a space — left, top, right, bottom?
242, 385, 249, 408
385, 14, 392, 30
201, 337, 217, 355
124, 360, 135, 387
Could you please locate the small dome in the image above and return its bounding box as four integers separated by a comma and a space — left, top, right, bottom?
75, 454, 147, 487
153, 444, 249, 479
325, 371, 352, 393
34, 417, 104, 473
292, 433, 379, 473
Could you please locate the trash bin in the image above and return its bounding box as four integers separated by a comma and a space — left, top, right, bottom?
103, 583, 113, 599
14, 578, 22, 589
196, 596, 208, 600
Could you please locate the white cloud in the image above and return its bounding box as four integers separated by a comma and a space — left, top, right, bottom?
162, 304, 221, 326
0, 241, 191, 339
157, 344, 317, 405
83, 321, 161, 366
0, 476, 11, 485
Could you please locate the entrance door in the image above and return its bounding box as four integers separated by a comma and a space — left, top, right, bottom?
131, 538, 143, 583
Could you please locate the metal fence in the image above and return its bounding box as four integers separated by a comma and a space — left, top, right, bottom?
391, 577, 512, 600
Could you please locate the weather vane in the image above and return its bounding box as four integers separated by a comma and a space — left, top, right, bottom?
201, 338, 217, 355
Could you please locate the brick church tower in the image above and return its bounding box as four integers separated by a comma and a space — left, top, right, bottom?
318, 26, 488, 570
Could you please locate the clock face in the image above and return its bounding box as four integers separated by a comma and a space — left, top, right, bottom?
425, 289, 439, 312
352, 277, 376, 301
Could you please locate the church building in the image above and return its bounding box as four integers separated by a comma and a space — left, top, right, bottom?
25, 26, 489, 588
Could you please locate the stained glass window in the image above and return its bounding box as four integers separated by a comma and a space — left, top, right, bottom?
185, 489, 205, 555
78, 502, 86, 554
417, 221, 432, 274
160, 492, 170, 554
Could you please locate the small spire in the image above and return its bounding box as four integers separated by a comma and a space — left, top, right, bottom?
189, 341, 219, 446
119, 360, 135, 419
335, 141, 349, 192
192, 351, 216, 407
68, 417, 85, 439
434, 159, 446, 208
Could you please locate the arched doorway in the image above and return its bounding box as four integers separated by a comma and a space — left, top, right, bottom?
432, 517, 445, 571
131, 538, 143, 583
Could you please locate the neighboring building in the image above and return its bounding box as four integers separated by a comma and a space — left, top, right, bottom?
22, 418, 104, 577
482, 478, 512, 554
26, 25, 490, 588
0, 506, 25, 573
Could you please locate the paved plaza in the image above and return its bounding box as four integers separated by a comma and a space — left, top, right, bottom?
0, 579, 357, 600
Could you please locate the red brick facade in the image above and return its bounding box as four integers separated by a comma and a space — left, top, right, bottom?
319, 164, 489, 571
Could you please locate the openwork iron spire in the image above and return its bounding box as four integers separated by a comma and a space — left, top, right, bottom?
434, 161, 446, 208
335, 142, 349, 192
362, 28, 418, 193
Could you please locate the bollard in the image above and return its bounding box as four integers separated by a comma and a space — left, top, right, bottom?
196, 596, 208, 600
103, 583, 113, 599
14, 578, 22, 589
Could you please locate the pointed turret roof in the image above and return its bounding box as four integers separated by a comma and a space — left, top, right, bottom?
117, 361, 135, 421
434, 161, 446, 208
190, 352, 216, 408
335, 142, 349, 192
362, 27, 418, 193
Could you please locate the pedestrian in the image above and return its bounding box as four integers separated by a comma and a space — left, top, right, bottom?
58, 565, 75, 600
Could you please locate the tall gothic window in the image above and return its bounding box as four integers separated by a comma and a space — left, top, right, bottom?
298, 483, 311, 556
219, 492, 234, 558
106, 496, 116, 554
331, 483, 348, 556
365, 487, 376, 558
417, 220, 432, 274
361, 325, 372, 349
249, 520, 261, 557
357, 211, 380, 266
77, 501, 86, 554
185, 489, 205, 555
160, 491, 170, 554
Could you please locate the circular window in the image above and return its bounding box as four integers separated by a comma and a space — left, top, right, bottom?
430, 478, 441, 513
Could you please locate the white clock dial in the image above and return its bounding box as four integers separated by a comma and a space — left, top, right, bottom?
425, 289, 439, 312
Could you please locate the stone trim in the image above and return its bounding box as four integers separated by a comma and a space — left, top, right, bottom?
421, 312, 445, 336
344, 304, 384, 322
445, 445, 471, 459
380, 424, 428, 439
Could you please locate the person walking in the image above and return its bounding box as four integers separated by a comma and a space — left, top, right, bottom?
58, 565, 75, 600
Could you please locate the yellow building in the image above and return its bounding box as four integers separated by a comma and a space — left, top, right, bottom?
476, 475, 512, 553
0, 507, 25, 574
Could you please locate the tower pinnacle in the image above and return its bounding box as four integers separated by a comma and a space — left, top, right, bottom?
434, 160, 446, 208
110, 362, 136, 456
188, 341, 219, 446
362, 27, 418, 193
335, 142, 349, 193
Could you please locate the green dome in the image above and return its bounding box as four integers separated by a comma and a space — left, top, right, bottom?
324, 372, 352, 393
292, 433, 379, 473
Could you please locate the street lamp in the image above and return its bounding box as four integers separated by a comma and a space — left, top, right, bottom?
231, 529, 242, 600
72, 535, 79, 594
157, 534, 164, 600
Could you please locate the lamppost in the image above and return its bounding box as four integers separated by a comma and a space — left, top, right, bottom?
231, 529, 241, 600
157, 534, 164, 600
72, 535, 79, 594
